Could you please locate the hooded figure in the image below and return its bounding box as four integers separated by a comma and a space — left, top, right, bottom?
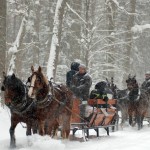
66, 62, 80, 88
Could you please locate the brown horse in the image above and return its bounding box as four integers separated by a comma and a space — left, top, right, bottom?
1, 72, 38, 148
27, 66, 74, 138
126, 75, 150, 130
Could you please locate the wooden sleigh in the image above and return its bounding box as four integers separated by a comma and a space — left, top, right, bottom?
70, 98, 118, 141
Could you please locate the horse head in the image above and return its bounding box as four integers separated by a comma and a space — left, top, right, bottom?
28, 66, 49, 100
1, 72, 25, 105
126, 74, 138, 91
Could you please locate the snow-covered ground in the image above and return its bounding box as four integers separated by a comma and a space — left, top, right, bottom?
1, 106, 150, 150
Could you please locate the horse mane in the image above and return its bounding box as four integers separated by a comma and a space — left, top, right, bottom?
2, 74, 27, 107
5, 75, 25, 97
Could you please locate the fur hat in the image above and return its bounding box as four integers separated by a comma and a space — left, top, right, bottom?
79, 64, 86, 69
145, 71, 150, 75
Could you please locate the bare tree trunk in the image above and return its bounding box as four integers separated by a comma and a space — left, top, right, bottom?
124, 0, 136, 77
0, 0, 6, 105
7, 3, 29, 75
105, 0, 116, 78
85, 0, 90, 68
47, 0, 67, 80
33, 1, 41, 66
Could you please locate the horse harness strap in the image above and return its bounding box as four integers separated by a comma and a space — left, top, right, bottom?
34, 94, 53, 108
7, 85, 36, 117
52, 88, 68, 117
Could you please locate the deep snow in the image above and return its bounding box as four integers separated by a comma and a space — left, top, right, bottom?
0, 106, 150, 150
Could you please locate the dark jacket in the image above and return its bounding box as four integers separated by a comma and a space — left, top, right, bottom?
66, 70, 76, 88
72, 72, 92, 101
90, 81, 108, 101
66, 62, 80, 88
90, 81, 110, 108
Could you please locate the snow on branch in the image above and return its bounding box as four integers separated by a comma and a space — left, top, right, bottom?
66, 3, 87, 25
106, 0, 138, 16
47, 0, 66, 79
131, 24, 150, 33
7, 15, 28, 75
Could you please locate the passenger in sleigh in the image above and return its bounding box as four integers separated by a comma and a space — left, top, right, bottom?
71, 64, 92, 121
89, 81, 116, 115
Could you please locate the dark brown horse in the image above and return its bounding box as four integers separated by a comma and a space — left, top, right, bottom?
27, 66, 74, 138
126, 75, 150, 130
1, 72, 37, 148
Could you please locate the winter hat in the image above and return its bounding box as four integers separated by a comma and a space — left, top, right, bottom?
79, 64, 86, 69
145, 71, 150, 75
71, 62, 80, 71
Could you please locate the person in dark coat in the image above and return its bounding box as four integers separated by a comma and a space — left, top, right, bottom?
141, 71, 150, 91
90, 81, 109, 105
66, 62, 80, 89
72, 64, 92, 120
72, 64, 92, 103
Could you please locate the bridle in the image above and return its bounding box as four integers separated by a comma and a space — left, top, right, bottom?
126, 78, 141, 101
27, 72, 46, 88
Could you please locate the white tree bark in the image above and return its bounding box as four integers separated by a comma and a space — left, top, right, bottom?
7, 8, 28, 75
46, 0, 67, 80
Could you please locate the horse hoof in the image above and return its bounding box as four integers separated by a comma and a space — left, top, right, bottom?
10, 144, 16, 149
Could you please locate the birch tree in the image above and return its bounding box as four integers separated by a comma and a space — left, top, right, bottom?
47, 0, 67, 80
7, 1, 29, 75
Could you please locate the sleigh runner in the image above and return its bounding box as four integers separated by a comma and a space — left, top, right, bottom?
70, 98, 118, 141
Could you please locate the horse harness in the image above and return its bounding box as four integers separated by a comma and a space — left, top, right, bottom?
4, 84, 37, 118
49, 82, 69, 116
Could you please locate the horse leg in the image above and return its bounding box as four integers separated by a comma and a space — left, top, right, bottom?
47, 119, 54, 137
27, 119, 38, 135
32, 122, 38, 134
141, 115, 144, 128
47, 118, 58, 138
61, 114, 71, 139
136, 115, 142, 130
9, 119, 19, 148
44, 119, 49, 135
129, 115, 132, 126
128, 107, 133, 126
26, 123, 32, 136
38, 120, 45, 135
52, 120, 59, 138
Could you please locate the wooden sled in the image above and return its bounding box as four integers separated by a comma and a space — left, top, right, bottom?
70, 98, 118, 141
71, 98, 81, 123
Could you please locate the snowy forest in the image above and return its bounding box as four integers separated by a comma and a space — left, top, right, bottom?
0, 0, 150, 102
